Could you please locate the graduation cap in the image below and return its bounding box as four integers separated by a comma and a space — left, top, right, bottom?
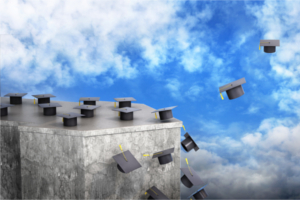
145, 186, 170, 199
112, 107, 141, 121
57, 112, 84, 127
32, 94, 56, 104
181, 167, 204, 188
152, 147, 174, 165
4, 93, 27, 104
181, 132, 199, 152
0, 103, 14, 116
188, 184, 208, 200
114, 97, 136, 108
113, 149, 142, 174
151, 106, 177, 120
79, 97, 100, 105
38, 103, 62, 116
219, 78, 246, 100
259, 40, 280, 53
73, 105, 101, 118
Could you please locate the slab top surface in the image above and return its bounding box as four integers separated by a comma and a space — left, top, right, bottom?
0, 98, 181, 131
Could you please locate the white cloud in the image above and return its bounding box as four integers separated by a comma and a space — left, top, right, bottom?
165, 78, 181, 99
185, 85, 203, 101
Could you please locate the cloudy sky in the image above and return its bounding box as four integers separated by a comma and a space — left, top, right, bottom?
1, 0, 300, 199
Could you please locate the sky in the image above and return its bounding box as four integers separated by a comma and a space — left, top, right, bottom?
1, 0, 300, 199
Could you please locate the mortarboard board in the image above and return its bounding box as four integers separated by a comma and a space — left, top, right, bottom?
188, 184, 208, 200
146, 186, 170, 199
57, 112, 84, 127
113, 150, 142, 173
151, 106, 177, 120
219, 78, 246, 100
152, 147, 174, 165
114, 97, 136, 108
38, 103, 62, 116
32, 94, 56, 104
181, 132, 199, 152
181, 167, 204, 188
4, 93, 27, 104
112, 107, 141, 121
0, 103, 14, 116
79, 97, 100, 105
259, 40, 280, 53
73, 105, 101, 118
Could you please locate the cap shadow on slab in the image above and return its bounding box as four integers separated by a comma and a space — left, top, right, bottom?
219, 78, 246, 100
113, 150, 142, 173
146, 186, 169, 199
180, 167, 204, 188
181, 132, 199, 152
152, 147, 174, 165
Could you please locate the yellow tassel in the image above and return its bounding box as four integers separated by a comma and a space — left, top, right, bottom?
182, 125, 186, 131
114, 102, 116, 107
145, 192, 147, 195
259, 44, 261, 50
118, 112, 120, 116
34, 99, 35, 104
220, 93, 224, 100
155, 113, 157, 119
79, 101, 80, 106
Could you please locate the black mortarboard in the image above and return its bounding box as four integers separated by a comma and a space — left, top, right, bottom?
4, 93, 27, 104
146, 186, 170, 199
188, 184, 208, 200
113, 150, 142, 173
260, 40, 280, 53
180, 167, 204, 188
38, 103, 62, 116
219, 78, 246, 100
181, 132, 199, 152
73, 105, 101, 118
112, 107, 141, 121
0, 103, 14, 116
152, 147, 174, 165
79, 97, 100, 105
151, 106, 177, 120
114, 97, 136, 108
57, 112, 84, 127
32, 94, 56, 104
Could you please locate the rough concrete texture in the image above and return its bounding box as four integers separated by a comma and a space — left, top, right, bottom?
0, 99, 182, 199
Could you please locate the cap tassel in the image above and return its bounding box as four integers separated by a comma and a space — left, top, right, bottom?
118, 112, 120, 117
155, 113, 158, 119
79, 101, 80, 106
182, 125, 186, 132
259, 44, 261, 50
34, 99, 35, 104
114, 102, 116, 108
119, 145, 128, 162
145, 192, 147, 195
220, 93, 224, 100
186, 158, 193, 176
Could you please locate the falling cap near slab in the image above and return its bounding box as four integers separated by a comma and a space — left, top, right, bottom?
146, 186, 170, 199
151, 106, 177, 120
219, 78, 246, 100
188, 184, 209, 200
113, 150, 142, 173
73, 105, 101, 110
260, 39, 280, 53
152, 147, 174, 165
38, 103, 62, 108
180, 167, 204, 188
181, 132, 199, 152
32, 94, 56, 98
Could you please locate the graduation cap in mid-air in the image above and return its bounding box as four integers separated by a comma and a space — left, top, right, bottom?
0, 103, 14, 116
114, 97, 136, 108
57, 112, 84, 127
181, 167, 204, 188
259, 39, 280, 53
73, 105, 101, 118
145, 186, 170, 199
151, 106, 177, 120
219, 78, 246, 100
181, 132, 199, 152
152, 148, 174, 165
188, 184, 209, 200
38, 103, 62, 116
32, 94, 56, 104
113, 149, 142, 174
112, 107, 141, 120
4, 93, 27, 104
79, 97, 100, 105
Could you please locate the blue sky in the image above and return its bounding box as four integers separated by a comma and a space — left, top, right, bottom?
1, 0, 300, 199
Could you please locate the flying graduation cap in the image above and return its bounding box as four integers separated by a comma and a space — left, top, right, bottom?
259, 40, 280, 53
145, 186, 170, 199
79, 97, 100, 105
112, 107, 141, 121
38, 103, 62, 116
152, 147, 174, 165
188, 184, 209, 200
4, 93, 27, 104
181, 167, 204, 188
32, 94, 56, 104
181, 132, 199, 152
57, 112, 84, 127
0, 103, 14, 116
73, 104, 101, 118
219, 78, 246, 100
114, 97, 136, 108
151, 106, 177, 120
113, 146, 142, 174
